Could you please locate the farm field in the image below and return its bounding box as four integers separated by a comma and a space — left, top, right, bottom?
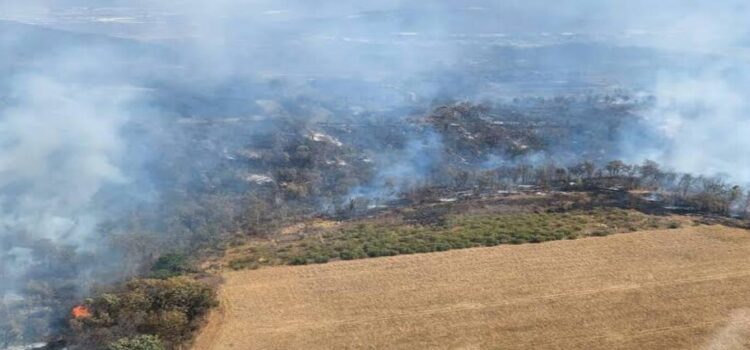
193, 225, 750, 350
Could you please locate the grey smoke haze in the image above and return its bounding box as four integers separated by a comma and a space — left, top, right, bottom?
348, 132, 443, 203
1, 0, 750, 344
0, 40, 151, 305
0, 0, 747, 263
610, 2, 750, 184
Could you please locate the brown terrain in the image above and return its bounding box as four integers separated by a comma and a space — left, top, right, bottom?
193, 225, 750, 350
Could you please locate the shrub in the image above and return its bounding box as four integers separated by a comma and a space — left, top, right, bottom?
228, 258, 258, 270
227, 208, 673, 269
290, 256, 308, 265
108, 335, 165, 350
396, 245, 415, 254
75, 277, 217, 349
434, 243, 451, 251
591, 229, 611, 237
339, 248, 366, 260
311, 255, 330, 264
151, 253, 191, 279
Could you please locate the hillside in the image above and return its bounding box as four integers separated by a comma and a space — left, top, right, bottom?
194, 225, 750, 350
3, 3, 750, 349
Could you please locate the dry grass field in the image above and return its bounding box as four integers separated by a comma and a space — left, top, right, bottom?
193, 225, 750, 350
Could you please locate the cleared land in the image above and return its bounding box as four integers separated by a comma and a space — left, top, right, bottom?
194, 225, 750, 350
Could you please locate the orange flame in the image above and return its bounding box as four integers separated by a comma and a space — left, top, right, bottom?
71, 305, 91, 319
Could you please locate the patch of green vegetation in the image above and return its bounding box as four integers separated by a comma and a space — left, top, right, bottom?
667, 221, 682, 229
71, 277, 217, 349
150, 253, 192, 279
108, 335, 165, 350
228, 257, 260, 270
231, 208, 676, 269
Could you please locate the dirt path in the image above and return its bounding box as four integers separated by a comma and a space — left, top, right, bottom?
193, 225, 750, 349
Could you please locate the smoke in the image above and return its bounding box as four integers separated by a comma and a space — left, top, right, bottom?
0, 75, 128, 243
0, 46, 141, 291
2, 0, 750, 345
633, 66, 750, 183
611, 1, 750, 183
348, 132, 443, 203
0, 20, 160, 346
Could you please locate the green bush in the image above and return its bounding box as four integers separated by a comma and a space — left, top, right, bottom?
591, 229, 611, 237
290, 256, 308, 265
228, 258, 258, 270
229, 209, 674, 269
339, 248, 366, 260
311, 254, 330, 264
76, 277, 217, 349
151, 253, 191, 279
108, 335, 165, 350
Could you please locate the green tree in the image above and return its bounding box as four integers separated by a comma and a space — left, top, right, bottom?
151, 253, 190, 279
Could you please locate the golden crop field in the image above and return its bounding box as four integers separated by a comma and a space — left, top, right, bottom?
193, 225, 750, 350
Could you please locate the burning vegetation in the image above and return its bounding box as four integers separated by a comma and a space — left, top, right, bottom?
71, 306, 91, 320
67, 277, 216, 350
3, 95, 750, 350
2, 2, 750, 350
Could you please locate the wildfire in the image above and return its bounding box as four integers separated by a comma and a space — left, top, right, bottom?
71, 305, 92, 319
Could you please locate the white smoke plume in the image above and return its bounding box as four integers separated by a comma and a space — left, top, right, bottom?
0, 38, 143, 304
613, 1, 750, 183
638, 66, 750, 182
0, 75, 128, 243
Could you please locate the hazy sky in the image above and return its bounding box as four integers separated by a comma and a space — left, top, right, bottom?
1, 0, 747, 52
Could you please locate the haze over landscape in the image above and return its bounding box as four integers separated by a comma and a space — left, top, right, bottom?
1, 1, 749, 349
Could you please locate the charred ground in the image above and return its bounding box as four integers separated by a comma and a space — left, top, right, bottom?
4, 91, 750, 350
1, 17, 748, 350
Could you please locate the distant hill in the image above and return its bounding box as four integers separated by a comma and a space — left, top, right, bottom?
0, 20, 169, 73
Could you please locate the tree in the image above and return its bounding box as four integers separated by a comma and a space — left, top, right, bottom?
569, 161, 596, 179
605, 160, 627, 177
742, 190, 750, 219
639, 160, 661, 179
554, 167, 569, 182
677, 174, 694, 198
728, 185, 744, 216
693, 176, 730, 214
74, 277, 217, 349
638, 160, 662, 189
151, 253, 191, 279
729, 185, 743, 204
517, 164, 534, 184
584, 162, 597, 178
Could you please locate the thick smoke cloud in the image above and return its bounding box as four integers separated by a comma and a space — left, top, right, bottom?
634, 65, 750, 183
611, 1, 750, 183
1, 0, 747, 271
0, 48, 136, 286
0, 22, 155, 342
0, 75, 128, 243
